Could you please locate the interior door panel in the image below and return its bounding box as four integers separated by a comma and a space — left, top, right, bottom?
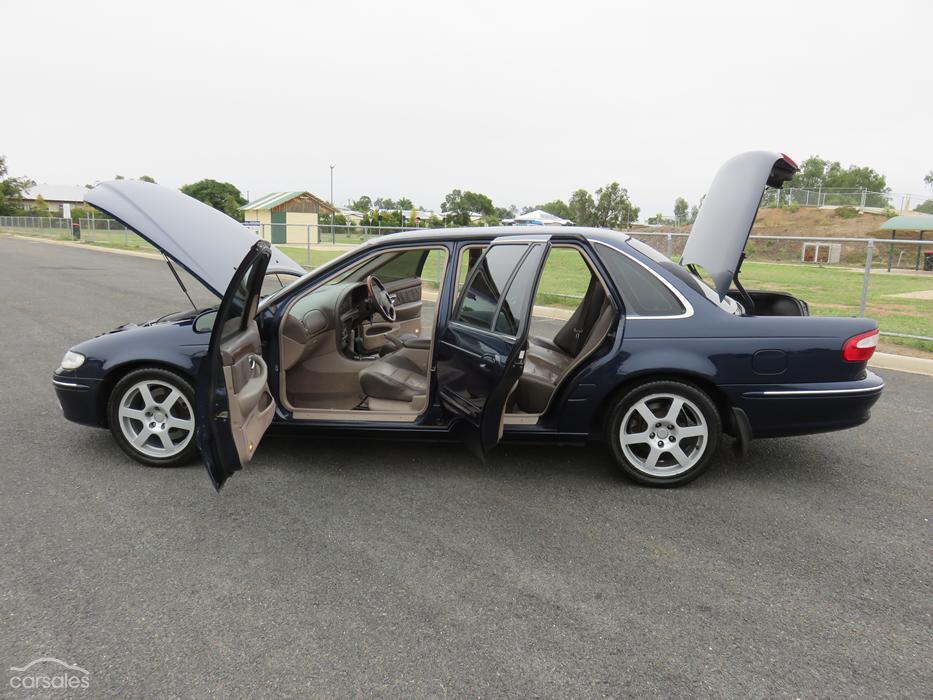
366, 277, 423, 339
220, 322, 275, 464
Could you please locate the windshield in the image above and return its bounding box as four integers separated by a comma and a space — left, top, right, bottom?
258, 245, 364, 310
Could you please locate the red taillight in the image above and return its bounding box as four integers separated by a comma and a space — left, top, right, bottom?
780, 152, 799, 170
842, 329, 879, 362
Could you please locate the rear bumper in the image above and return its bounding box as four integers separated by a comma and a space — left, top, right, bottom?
721, 370, 884, 438
52, 374, 106, 428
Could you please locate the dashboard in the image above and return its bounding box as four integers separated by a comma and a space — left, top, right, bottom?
281, 282, 374, 370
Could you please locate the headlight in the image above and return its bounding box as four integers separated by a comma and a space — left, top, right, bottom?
60, 350, 86, 370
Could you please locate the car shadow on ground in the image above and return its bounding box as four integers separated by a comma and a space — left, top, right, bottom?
72, 423, 850, 492
231, 431, 845, 491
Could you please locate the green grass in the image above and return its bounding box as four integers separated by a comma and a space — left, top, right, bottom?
279, 244, 932, 352
7, 226, 929, 354
277, 246, 346, 269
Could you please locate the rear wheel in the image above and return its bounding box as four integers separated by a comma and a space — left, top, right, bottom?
609, 380, 721, 487
107, 368, 199, 468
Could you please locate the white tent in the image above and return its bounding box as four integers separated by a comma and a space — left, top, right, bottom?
510, 209, 574, 226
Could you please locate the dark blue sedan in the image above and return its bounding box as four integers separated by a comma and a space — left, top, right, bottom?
53, 152, 884, 488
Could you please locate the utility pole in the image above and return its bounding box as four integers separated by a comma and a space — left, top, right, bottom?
329, 164, 335, 243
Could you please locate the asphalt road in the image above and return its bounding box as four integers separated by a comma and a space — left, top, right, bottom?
1, 235, 930, 698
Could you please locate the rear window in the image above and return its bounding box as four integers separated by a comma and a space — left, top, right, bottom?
594, 243, 685, 317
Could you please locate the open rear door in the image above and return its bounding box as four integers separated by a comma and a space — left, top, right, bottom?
196, 240, 275, 490
436, 235, 550, 458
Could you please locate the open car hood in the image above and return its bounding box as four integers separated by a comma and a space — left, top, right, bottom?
85, 180, 304, 297
680, 151, 798, 299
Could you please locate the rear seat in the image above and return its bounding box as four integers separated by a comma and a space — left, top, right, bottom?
513, 276, 614, 414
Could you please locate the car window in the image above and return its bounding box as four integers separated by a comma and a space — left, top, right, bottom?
260, 272, 300, 297
338, 249, 427, 284
594, 244, 684, 317
455, 245, 486, 296
455, 244, 527, 332
220, 261, 256, 340
494, 245, 545, 335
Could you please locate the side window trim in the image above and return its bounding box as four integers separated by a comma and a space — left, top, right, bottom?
593, 240, 694, 320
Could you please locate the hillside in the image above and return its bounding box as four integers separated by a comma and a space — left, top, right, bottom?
750, 207, 892, 237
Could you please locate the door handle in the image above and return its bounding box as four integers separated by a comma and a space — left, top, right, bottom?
478, 353, 499, 371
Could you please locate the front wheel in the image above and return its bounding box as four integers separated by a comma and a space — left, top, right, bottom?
107, 367, 199, 468
609, 380, 721, 487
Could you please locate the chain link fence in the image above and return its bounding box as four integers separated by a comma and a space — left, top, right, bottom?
2, 216, 930, 350
761, 187, 929, 212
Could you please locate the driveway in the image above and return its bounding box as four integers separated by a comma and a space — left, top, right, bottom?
1, 235, 930, 697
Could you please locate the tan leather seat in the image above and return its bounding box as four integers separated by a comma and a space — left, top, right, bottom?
358, 348, 428, 402
514, 275, 614, 414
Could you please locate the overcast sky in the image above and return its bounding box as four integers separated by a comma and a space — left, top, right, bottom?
3, 0, 931, 216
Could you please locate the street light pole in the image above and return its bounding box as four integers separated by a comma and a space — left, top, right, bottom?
329, 164, 335, 244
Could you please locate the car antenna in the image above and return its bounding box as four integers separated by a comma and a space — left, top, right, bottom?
162, 254, 198, 311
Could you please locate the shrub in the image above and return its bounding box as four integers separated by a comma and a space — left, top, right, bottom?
785, 202, 800, 214
835, 206, 859, 219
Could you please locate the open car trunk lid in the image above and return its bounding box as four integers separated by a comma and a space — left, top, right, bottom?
85, 180, 304, 298
681, 151, 798, 299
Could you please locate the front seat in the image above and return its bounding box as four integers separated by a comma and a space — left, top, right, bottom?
358, 347, 428, 402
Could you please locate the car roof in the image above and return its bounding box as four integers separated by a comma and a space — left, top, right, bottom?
360, 226, 631, 247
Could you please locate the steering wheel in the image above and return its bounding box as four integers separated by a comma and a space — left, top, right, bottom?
366, 275, 396, 322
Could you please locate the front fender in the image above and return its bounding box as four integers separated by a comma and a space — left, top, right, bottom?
71, 321, 207, 383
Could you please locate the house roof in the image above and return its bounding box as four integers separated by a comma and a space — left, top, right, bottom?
22, 183, 89, 203
240, 191, 335, 213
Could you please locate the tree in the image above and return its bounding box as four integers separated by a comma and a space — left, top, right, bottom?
441, 189, 497, 225
924, 171, 933, 192
673, 197, 689, 225
138, 175, 156, 183
0, 155, 35, 216
373, 197, 397, 210
533, 199, 573, 220
568, 189, 596, 227
349, 195, 372, 212
114, 175, 125, 180
915, 200, 933, 215
593, 182, 639, 228
180, 179, 246, 220
788, 156, 888, 192
646, 213, 673, 226
397, 197, 414, 211
32, 194, 49, 216
689, 204, 699, 224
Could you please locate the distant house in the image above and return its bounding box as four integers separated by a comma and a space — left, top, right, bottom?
21, 184, 88, 214
504, 209, 574, 226
239, 191, 336, 244
374, 207, 438, 225
337, 207, 364, 224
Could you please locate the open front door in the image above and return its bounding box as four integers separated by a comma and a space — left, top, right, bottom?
196, 240, 275, 490
436, 235, 550, 457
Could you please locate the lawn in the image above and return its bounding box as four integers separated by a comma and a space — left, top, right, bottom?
6, 226, 929, 355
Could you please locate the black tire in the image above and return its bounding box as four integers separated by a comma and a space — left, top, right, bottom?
107, 367, 199, 468
608, 379, 721, 487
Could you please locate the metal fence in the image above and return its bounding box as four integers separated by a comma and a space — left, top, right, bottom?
2, 216, 930, 347
761, 187, 929, 212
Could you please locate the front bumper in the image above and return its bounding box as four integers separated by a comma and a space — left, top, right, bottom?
721, 370, 884, 439
52, 373, 106, 428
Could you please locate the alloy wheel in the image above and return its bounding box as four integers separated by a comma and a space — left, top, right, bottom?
117, 379, 195, 459
619, 392, 709, 477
